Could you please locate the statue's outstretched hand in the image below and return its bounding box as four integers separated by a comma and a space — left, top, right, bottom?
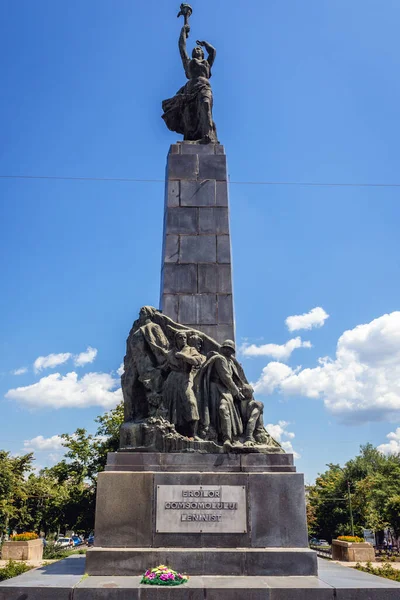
196, 39, 206, 47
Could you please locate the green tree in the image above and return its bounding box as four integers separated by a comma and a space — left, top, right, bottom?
0, 451, 34, 541
308, 444, 400, 541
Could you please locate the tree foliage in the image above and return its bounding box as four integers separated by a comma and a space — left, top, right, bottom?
0, 402, 124, 538
307, 444, 400, 541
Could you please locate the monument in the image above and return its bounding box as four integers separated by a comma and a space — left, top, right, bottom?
3, 4, 400, 599
85, 2, 317, 583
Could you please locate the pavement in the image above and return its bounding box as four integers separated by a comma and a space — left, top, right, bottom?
1, 556, 400, 599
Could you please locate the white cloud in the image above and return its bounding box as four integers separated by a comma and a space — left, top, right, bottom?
254, 311, 400, 424
266, 421, 300, 458
12, 367, 28, 375
117, 363, 125, 376
24, 435, 64, 452
6, 371, 122, 410
378, 428, 400, 455
32, 346, 98, 372
34, 352, 71, 373
241, 337, 312, 361
285, 307, 329, 332
74, 346, 98, 367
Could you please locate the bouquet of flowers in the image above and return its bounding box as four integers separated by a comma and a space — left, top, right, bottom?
140, 565, 189, 586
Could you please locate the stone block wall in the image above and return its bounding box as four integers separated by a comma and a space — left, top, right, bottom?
160, 143, 235, 343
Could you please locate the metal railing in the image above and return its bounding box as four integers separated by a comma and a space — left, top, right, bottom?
310, 544, 332, 559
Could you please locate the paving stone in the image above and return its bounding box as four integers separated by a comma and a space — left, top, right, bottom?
165, 180, 180, 208
198, 264, 218, 293
161, 294, 179, 321
217, 235, 231, 263
198, 155, 227, 180
181, 180, 216, 206
179, 235, 217, 263
198, 207, 229, 234
217, 264, 232, 293
0, 555, 85, 600
249, 473, 309, 548
162, 235, 179, 263
93, 472, 154, 549
167, 207, 198, 234
216, 181, 229, 206
218, 294, 234, 324
163, 264, 197, 294
198, 264, 232, 294
178, 295, 217, 325
168, 154, 198, 180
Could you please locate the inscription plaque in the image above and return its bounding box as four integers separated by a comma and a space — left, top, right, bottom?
156, 485, 247, 533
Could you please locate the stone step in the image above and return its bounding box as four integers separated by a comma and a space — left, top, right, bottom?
2, 557, 400, 600
86, 547, 317, 577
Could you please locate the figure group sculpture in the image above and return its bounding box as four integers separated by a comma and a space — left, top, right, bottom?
122, 307, 280, 452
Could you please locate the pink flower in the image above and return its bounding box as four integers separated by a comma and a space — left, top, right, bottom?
145, 570, 151, 577
160, 574, 169, 581
168, 573, 175, 580
147, 573, 156, 580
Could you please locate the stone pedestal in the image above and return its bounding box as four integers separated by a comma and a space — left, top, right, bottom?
86, 452, 317, 577
160, 143, 235, 343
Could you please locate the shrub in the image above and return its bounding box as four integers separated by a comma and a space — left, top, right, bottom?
9, 532, 38, 542
42, 544, 70, 560
337, 536, 364, 543
0, 560, 33, 581
355, 562, 400, 582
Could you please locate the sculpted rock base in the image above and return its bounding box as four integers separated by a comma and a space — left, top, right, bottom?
120, 418, 284, 454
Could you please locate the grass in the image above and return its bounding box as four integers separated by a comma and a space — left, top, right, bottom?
355, 562, 400, 582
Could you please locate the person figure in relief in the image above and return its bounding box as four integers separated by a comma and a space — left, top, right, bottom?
197, 340, 268, 450
163, 331, 203, 438
197, 340, 245, 450
162, 24, 218, 144
122, 306, 170, 421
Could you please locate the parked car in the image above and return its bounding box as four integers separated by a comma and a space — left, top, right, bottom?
87, 534, 94, 547
71, 535, 83, 547
315, 539, 330, 547
55, 537, 74, 548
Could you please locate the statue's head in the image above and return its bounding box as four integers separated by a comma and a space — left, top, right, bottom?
220, 339, 236, 358
139, 306, 156, 322
192, 46, 204, 60
189, 333, 202, 352
175, 331, 187, 350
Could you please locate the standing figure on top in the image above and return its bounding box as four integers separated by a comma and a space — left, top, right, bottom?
162, 4, 218, 144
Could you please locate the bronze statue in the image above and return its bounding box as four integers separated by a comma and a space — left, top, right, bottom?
121, 307, 282, 453
162, 4, 218, 144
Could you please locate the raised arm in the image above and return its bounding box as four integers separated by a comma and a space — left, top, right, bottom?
179, 25, 191, 78
196, 39, 216, 69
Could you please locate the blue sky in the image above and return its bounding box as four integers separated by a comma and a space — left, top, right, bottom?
1, 0, 400, 483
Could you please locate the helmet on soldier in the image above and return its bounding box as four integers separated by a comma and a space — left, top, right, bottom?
220, 340, 236, 352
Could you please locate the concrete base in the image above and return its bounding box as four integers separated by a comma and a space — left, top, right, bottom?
332, 539, 375, 562
2, 556, 400, 599
1, 538, 43, 561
